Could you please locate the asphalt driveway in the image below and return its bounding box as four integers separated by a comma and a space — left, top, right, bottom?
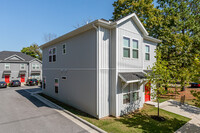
0, 86, 88, 133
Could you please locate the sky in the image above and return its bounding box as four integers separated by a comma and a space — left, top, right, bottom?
0, 0, 157, 52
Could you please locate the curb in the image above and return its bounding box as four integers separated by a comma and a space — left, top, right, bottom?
25, 90, 107, 133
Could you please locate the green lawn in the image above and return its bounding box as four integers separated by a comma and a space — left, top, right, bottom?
39, 93, 190, 133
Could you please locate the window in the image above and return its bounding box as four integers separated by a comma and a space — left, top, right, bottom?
32, 64, 36, 70
49, 49, 53, 62
62, 44, 66, 54
62, 76, 67, 80
123, 93, 130, 104
53, 48, 56, 62
20, 64, 25, 70
36, 64, 39, 69
55, 78, 59, 93
123, 37, 130, 58
123, 84, 130, 104
132, 92, 139, 101
145, 45, 150, 60
49, 48, 56, 62
43, 77, 46, 89
132, 40, 138, 58
5, 63, 10, 70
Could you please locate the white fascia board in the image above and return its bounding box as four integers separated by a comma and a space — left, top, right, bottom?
29, 58, 42, 64
144, 35, 162, 43
4, 54, 25, 61
114, 13, 149, 36
126, 80, 141, 84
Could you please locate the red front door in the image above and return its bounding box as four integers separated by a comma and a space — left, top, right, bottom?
5, 75, 10, 83
21, 74, 25, 83
145, 82, 151, 102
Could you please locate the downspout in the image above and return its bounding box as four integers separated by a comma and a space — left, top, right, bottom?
92, 24, 99, 117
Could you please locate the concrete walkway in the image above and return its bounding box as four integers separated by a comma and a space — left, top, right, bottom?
146, 100, 200, 133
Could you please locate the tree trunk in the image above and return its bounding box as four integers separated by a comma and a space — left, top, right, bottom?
181, 78, 185, 91
157, 99, 159, 117
165, 85, 168, 91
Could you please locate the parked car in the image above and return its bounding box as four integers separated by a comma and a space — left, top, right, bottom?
0, 81, 7, 88
26, 79, 38, 86
191, 83, 200, 88
10, 80, 21, 87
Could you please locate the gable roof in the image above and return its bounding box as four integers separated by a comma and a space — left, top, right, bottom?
40, 13, 161, 49
0, 51, 35, 62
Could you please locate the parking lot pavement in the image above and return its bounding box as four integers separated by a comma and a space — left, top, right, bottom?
0, 86, 89, 133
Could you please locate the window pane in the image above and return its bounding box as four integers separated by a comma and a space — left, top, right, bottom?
123, 48, 130, 57
53, 48, 56, 54
49, 56, 52, 62
145, 53, 150, 60
133, 92, 139, 101
53, 55, 56, 62
49, 49, 52, 55
132, 49, 138, 58
63, 44, 65, 48
145, 45, 150, 53
132, 40, 138, 49
123, 37, 130, 47
123, 94, 130, 104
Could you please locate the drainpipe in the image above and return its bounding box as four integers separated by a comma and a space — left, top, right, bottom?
93, 24, 99, 117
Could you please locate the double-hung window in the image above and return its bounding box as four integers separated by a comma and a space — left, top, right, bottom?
5, 63, 10, 70
62, 44, 66, 54
49, 47, 56, 62
36, 64, 39, 69
132, 92, 139, 101
32, 64, 36, 70
123, 84, 130, 104
132, 40, 138, 58
55, 78, 59, 93
123, 37, 130, 58
20, 64, 25, 70
145, 45, 150, 60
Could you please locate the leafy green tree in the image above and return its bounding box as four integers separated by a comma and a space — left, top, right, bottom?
146, 49, 175, 118
21, 44, 42, 60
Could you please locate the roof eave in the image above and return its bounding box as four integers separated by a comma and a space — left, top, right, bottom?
144, 35, 162, 43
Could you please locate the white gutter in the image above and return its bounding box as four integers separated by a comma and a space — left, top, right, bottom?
92, 24, 99, 117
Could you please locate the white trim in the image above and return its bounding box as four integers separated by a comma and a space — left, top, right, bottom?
144, 35, 162, 43
115, 13, 149, 36
20, 64, 25, 70
145, 45, 150, 61
4, 63, 10, 70
29, 58, 42, 63
4, 54, 25, 61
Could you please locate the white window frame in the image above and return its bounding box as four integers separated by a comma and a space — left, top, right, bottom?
123, 37, 131, 58
145, 45, 150, 61
36, 64, 39, 69
132, 39, 139, 59
5, 63, 10, 70
62, 43, 66, 55
20, 64, 25, 70
32, 64, 36, 70
54, 78, 59, 93
122, 84, 131, 104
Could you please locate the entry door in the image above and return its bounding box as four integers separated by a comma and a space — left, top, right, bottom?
145, 82, 151, 102
5, 75, 10, 83
21, 74, 25, 82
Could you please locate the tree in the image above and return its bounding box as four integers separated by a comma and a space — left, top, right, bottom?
112, 0, 200, 91
146, 49, 174, 118
21, 44, 42, 60
112, 0, 161, 38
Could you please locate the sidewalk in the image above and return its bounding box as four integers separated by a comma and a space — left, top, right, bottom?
146, 100, 200, 133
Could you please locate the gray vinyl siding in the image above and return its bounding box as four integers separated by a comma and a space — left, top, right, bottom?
42, 29, 97, 117
29, 60, 42, 79
0, 62, 29, 82
143, 40, 157, 69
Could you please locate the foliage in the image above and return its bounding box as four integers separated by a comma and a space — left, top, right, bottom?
190, 90, 200, 108
40, 93, 190, 133
21, 44, 42, 60
112, 0, 200, 91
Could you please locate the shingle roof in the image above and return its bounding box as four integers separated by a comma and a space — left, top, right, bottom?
0, 51, 35, 61
119, 72, 146, 82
